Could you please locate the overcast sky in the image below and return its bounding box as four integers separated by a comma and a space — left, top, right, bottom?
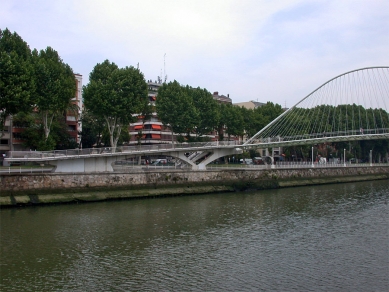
2, 0, 388, 107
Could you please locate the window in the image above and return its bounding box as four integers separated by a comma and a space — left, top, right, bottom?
13, 133, 23, 139
66, 116, 76, 121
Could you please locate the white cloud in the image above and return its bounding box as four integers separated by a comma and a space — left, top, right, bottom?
1, 0, 388, 107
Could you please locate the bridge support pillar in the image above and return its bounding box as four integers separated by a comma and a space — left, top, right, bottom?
196, 147, 243, 170
50, 156, 117, 173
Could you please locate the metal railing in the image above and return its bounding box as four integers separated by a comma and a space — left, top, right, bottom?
5, 141, 241, 161
251, 128, 389, 143
207, 161, 388, 170
1, 161, 387, 174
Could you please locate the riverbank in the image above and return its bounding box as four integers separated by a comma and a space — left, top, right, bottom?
1, 166, 388, 207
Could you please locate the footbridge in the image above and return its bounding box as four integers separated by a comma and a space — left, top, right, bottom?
4, 67, 389, 172
5, 141, 243, 172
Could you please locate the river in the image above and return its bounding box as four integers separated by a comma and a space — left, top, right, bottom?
1, 180, 388, 291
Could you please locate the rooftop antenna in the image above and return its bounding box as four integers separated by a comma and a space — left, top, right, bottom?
164, 53, 167, 83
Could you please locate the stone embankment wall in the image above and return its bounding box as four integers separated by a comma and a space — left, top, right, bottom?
1, 166, 388, 206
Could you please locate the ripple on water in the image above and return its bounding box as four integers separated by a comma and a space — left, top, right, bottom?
0, 180, 388, 291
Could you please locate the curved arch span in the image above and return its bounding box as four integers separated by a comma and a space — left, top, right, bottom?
244, 66, 389, 145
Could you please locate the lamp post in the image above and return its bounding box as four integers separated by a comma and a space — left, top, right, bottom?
311, 146, 314, 167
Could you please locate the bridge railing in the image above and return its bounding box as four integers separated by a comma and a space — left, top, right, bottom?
5, 140, 242, 160
207, 161, 388, 170
253, 128, 389, 143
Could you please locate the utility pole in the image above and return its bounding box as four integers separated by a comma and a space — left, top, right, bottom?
164, 53, 167, 83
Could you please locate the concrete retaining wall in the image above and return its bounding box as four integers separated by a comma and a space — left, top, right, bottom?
1, 166, 388, 206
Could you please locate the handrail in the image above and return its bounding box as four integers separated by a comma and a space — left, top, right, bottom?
4, 131, 389, 162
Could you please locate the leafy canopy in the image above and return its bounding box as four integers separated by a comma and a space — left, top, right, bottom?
32, 46, 77, 141
83, 60, 149, 148
0, 28, 35, 132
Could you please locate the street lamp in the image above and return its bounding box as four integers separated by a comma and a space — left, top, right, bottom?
311, 146, 314, 167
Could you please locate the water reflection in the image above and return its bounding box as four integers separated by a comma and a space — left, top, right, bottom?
1, 180, 388, 291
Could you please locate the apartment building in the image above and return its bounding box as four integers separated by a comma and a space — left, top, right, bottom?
128, 80, 169, 145
128, 84, 234, 145
68, 73, 83, 145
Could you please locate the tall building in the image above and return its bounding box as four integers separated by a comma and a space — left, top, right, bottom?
67, 73, 83, 145
128, 85, 234, 145
128, 80, 170, 145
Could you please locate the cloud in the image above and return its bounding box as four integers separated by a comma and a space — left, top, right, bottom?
1, 0, 388, 107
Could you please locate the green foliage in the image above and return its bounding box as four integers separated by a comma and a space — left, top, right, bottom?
83, 60, 149, 148
261, 102, 283, 122
52, 119, 79, 150
1, 29, 77, 150
15, 112, 77, 151
221, 103, 244, 139
101, 126, 131, 146
190, 86, 219, 137
156, 80, 198, 136
32, 46, 76, 141
0, 28, 35, 132
283, 104, 389, 136
79, 109, 106, 148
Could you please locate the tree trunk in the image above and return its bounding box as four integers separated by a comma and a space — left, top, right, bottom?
42, 111, 54, 141
105, 116, 121, 150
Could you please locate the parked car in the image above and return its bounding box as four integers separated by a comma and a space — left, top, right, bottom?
240, 159, 253, 164
150, 159, 174, 166
253, 157, 265, 165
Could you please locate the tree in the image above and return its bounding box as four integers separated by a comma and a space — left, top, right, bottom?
156, 80, 198, 141
260, 102, 283, 124
223, 103, 244, 140
16, 112, 77, 150
83, 60, 148, 148
190, 86, 219, 137
244, 106, 267, 138
101, 126, 131, 147
0, 28, 35, 134
32, 47, 76, 144
79, 109, 106, 148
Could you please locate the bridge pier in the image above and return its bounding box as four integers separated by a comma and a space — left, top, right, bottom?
196, 147, 243, 170
50, 156, 117, 173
